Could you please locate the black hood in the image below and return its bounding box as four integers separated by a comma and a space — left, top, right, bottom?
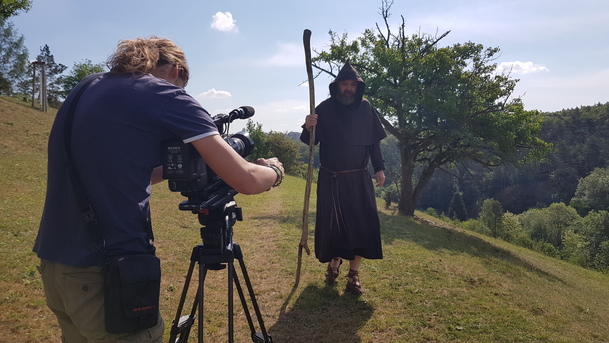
329, 61, 366, 105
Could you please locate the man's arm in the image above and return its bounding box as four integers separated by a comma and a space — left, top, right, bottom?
191, 134, 283, 194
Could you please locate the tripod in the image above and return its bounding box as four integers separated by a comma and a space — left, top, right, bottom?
167, 199, 272, 343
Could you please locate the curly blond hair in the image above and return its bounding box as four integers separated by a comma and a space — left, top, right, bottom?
106, 36, 189, 86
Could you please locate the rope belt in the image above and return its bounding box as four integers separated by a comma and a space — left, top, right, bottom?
320, 165, 369, 234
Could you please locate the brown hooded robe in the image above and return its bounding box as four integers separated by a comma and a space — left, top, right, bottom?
300, 62, 387, 263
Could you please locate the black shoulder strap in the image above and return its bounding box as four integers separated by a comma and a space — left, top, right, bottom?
62, 75, 107, 255
63, 75, 99, 160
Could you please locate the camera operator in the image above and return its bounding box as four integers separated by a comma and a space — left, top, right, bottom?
34, 36, 284, 343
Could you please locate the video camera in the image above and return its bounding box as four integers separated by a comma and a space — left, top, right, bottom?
161, 106, 255, 213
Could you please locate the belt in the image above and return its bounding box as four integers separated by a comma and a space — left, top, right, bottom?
320, 165, 368, 234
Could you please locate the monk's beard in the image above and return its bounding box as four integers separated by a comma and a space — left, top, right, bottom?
337, 91, 355, 106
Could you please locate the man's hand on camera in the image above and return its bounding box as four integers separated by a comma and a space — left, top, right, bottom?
256, 157, 283, 171
256, 158, 285, 188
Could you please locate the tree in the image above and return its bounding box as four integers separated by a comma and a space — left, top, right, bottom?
561, 229, 591, 266
245, 119, 269, 162
539, 103, 609, 204
593, 240, 609, 272
60, 59, 106, 98
34, 44, 67, 107
479, 198, 503, 238
266, 131, 305, 176
570, 167, 609, 216
448, 191, 467, 221
520, 203, 580, 248
0, 0, 31, 19
576, 210, 609, 252
0, 18, 28, 95
312, 0, 550, 216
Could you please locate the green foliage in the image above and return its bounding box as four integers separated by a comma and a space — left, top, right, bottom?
0, 18, 28, 95
266, 131, 305, 176
532, 240, 559, 258
245, 120, 305, 176
561, 229, 591, 265
576, 210, 609, 250
593, 240, 609, 272
479, 199, 503, 237
455, 201, 609, 271
501, 211, 531, 245
378, 135, 400, 183
448, 191, 467, 221
540, 103, 609, 203
424, 207, 438, 217
312, 2, 550, 216
0, 0, 31, 19
245, 119, 269, 162
458, 218, 490, 235
60, 59, 106, 98
570, 166, 609, 216
417, 102, 609, 218
520, 203, 580, 247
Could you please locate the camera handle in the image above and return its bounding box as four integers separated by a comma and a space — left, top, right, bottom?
167, 203, 272, 343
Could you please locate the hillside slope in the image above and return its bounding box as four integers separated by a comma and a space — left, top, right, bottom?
1, 96, 608, 342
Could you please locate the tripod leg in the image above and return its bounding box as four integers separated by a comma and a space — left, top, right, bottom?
198, 261, 209, 343
168, 245, 209, 343
232, 264, 257, 336
233, 244, 273, 343
168, 256, 196, 343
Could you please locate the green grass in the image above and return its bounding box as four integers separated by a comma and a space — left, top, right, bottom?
1, 95, 609, 342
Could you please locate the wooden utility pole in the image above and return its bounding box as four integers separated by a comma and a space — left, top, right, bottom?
31, 61, 47, 112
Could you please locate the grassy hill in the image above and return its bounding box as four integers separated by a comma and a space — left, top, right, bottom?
1, 96, 609, 342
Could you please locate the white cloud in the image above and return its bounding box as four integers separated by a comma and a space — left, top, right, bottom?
198, 88, 232, 99
210, 12, 238, 33
496, 61, 549, 75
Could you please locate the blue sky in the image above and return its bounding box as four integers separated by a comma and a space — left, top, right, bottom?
11, 0, 609, 132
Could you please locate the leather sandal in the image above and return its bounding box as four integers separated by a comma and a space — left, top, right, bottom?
324, 258, 342, 285
345, 269, 362, 296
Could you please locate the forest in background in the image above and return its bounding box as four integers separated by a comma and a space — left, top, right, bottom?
383, 102, 609, 272
410, 102, 609, 215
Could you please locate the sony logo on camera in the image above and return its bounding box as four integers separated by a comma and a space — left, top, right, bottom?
161, 140, 208, 193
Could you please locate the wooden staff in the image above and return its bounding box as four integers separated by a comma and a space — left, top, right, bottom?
295, 29, 315, 286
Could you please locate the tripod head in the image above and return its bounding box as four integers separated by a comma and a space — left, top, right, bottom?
196, 198, 242, 266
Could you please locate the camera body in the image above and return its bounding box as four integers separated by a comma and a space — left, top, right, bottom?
161, 106, 255, 213
162, 140, 209, 193
161, 131, 254, 211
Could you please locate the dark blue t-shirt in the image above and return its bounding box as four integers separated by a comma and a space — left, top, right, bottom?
34, 73, 219, 267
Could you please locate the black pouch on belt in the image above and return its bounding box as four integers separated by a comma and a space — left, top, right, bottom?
103, 254, 161, 334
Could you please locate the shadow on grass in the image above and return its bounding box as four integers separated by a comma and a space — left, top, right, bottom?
378, 212, 565, 283
269, 283, 373, 343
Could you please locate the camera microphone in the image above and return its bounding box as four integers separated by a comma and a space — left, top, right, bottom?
212, 106, 255, 134
212, 106, 255, 125
228, 106, 255, 120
